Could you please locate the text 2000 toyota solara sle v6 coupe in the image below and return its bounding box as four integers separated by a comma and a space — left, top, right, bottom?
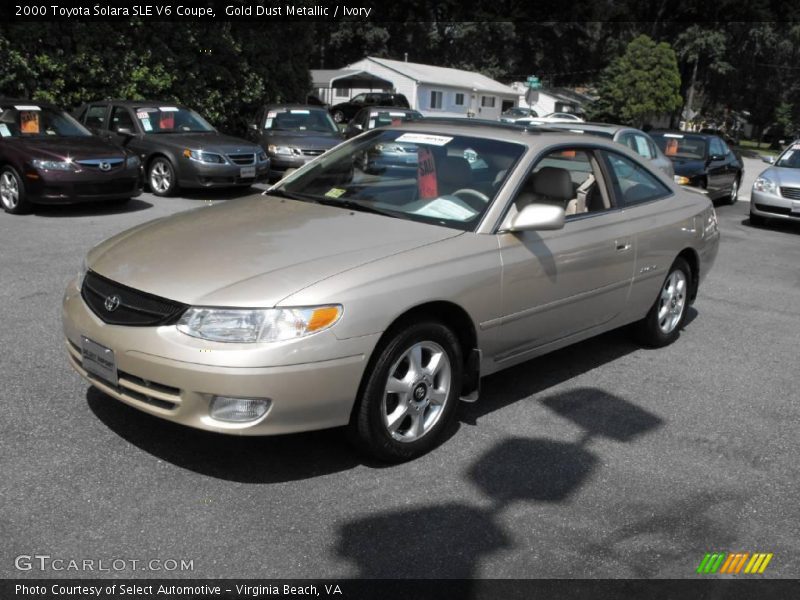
63, 121, 720, 461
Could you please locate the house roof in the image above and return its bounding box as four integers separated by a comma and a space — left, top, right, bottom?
310, 69, 393, 90
354, 57, 518, 96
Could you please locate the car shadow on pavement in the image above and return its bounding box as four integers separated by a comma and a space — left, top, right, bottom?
743, 216, 800, 234
86, 387, 373, 483
336, 387, 664, 584
33, 198, 153, 217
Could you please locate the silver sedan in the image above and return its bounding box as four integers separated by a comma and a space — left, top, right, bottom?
750, 141, 800, 225
62, 122, 720, 461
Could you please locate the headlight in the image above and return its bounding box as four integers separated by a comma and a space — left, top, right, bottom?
183, 149, 226, 164
127, 154, 141, 168
31, 159, 75, 171
753, 176, 777, 195
176, 305, 343, 343
673, 175, 691, 185
257, 151, 268, 162
267, 145, 300, 156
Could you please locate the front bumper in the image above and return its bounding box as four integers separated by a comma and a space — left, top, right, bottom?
62, 277, 380, 436
25, 170, 141, 204
177, 159, 270, 189
751, 189, 800, 222
268, 155, 316, 179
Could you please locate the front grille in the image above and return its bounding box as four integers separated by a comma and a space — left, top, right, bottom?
81, 271, 188, 327
779, 186, 800, 200
755, 203, 792, 216
227, 153, 255, 165
76, 158, 125, 171
301, 149, 325, 157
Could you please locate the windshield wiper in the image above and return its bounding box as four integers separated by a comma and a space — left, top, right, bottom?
316, 197, 397, 218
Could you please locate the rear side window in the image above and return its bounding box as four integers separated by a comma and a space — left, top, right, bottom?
603, 151, 671, 206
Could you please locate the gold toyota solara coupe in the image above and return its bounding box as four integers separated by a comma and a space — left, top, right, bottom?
63, 120, 720, 461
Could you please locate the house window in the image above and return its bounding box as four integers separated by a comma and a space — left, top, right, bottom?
334, 88, 349, 98
454, 93, 465, 106
481, 96, 496, 108
430, 90, 443, 110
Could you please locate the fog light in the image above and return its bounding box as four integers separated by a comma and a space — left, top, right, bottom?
209, 396, 271, 423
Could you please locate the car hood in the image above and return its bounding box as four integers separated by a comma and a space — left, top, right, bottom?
261, 131, 342, 150
759, 165, 800, 186
88, 194, 462, 307
143, 132, 261, 154
9, 136, 126, 160
671, 158, 707, 176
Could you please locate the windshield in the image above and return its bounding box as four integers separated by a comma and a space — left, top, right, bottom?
274, 129, 526, 231
0, 105, 91, 138
651, 134, 707, 160
133, 106, 214, 133
775, 143, 800, 168
265, 108, 338, 133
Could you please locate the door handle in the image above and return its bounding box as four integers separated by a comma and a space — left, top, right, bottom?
615, 241, 632, 252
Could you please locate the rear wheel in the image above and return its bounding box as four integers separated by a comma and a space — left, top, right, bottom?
0, 167, 32, 214
634, 257, 691, 348
348, 321, 463, 462
727, 175, 740, 205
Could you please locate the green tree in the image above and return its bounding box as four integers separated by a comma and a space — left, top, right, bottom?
590, 34, 683, 127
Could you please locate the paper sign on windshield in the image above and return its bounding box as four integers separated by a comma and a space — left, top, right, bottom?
14, 105, 41, 111
0, 124, 10, 137
141, 119, 153, 132
413, 198, 477, 221
417, 147, 438, 199
290, 109, 310, 114
20, 111, 40, 134
159, 106, 179, 112
397, 133, 452, 146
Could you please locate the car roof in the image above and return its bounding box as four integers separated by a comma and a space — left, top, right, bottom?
87, 100, 190, 108
546, 122, 632, 134
0, 99, 60, 110
650, 130, 715, 140
357, 106, 420, 113
263, 104, 329, 111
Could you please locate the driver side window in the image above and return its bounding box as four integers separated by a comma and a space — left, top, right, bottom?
515, 148, 611, 218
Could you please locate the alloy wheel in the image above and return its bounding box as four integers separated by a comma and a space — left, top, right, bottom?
657, 270, 687, 334
150, 160, 172, 194
0, 172, 19, 210
381, 341, 452, 443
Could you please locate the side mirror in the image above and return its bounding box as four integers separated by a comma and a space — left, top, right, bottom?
762, 155, 776, 164
352, 123, 363, 131
708, 154, 724, 162
116, 127, 134, 136
249, 123, 258, 132
503, 203, 565, 233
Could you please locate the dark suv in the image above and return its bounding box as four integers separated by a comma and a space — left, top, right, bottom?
329, 93, 410, 124
75, 101, 269, 196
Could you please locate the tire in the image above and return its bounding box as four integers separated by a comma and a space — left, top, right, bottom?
332, 110, 345, 124
348, 321, 463, 462
147, 157, 177, 197
634, 257, 692, 348
749, 211, 767, 227
0, 166, 32, 214
727, 175, 740, 205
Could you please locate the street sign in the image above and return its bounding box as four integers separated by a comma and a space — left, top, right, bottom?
526, 75, 542, 89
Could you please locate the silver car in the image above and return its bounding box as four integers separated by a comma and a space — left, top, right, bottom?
62, 121, 720, 461
750, 142, 800, 225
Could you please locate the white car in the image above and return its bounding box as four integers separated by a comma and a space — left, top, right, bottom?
515, 112, 585, 126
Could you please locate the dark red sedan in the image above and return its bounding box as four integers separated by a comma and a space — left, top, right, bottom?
0, 100, 141, 214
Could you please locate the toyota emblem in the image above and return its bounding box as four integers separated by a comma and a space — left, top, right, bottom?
99, 162, 111, 171
104, 295, 121, 312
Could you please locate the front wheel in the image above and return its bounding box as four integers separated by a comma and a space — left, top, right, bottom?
0, 167, 32, 214
727, 176, 740, 205
148, 157, 177, 197
634, 257, 691, 348
348, 322, 463, 462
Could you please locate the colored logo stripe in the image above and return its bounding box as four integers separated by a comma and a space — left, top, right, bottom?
697, 552, 773, 574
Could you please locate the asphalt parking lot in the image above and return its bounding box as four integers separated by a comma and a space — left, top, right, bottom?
2, 158, 799, 579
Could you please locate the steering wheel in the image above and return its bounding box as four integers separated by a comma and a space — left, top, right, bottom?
452, 188, 490, 208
